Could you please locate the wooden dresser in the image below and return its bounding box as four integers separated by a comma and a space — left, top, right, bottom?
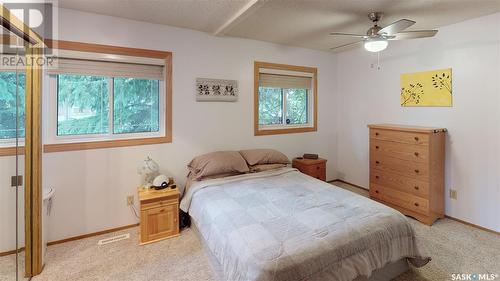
292, 158, 327, 181
368, 124, 446, 225
138, 187, 180, 245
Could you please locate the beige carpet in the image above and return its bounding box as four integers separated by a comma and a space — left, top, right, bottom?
1, 182, 498, 281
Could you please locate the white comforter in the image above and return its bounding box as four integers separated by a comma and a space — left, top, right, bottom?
180, 168, 430, 281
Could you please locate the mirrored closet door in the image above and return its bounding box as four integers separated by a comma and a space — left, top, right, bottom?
1, 4, 45, 279
0, 30, 29, 281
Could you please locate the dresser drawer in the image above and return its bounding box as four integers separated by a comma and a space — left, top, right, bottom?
370, 170, 429, 198
370, 155, 429, 180
370, 129, 429, 146
370, 139, 429, 163
370, 184, 429, 215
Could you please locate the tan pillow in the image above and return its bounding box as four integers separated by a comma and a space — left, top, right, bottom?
239, 149, 290, 166
249, 163, 287, 173
187, 151, 249, 180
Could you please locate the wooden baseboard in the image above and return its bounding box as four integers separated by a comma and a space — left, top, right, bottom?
445, 215, 499, 235
0, 247, 25, 257
328, 179, 499, 235
0, 224, 139, 257
329, 179, 368, 191
47, 223, 139, 246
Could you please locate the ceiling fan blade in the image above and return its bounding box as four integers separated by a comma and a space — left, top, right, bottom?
378, 19, 416, 36
389, 30, 438, 40
330, 41, 364, 52
330, 32, 368, 38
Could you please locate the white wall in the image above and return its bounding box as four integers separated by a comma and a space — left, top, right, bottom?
39, 9, 339, 243
336, 13, 500, 232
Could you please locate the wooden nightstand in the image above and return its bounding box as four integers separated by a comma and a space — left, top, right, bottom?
292, 158, 327, 181
138, 187, 180, 245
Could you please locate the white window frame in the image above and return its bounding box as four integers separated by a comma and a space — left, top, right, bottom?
258, 87, 314, 131
0, 137, 25, 149
45, 74, 166, 145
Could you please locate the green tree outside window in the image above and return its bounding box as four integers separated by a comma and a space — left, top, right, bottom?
0, 72, 25, 139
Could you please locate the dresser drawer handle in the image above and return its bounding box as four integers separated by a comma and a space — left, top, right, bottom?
414, 152, 419, 157
375, 190, 379, 194
414, 169, 419, 173
159, 209, 165, 213
375, 161, 380, 164
375, 132, 379, 136
414, 136, 419, 141
316, 166, 320, 170
414, 186, 419, 190
414, 203, 419, 207
375, 146, 379, 149
375, 175, 379, 179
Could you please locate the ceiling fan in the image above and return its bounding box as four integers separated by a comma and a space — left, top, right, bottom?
330, 12, 438, 52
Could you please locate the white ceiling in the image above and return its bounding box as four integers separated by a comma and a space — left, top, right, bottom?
58, 0, 500, 52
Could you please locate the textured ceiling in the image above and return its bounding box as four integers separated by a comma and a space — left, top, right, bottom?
58, 0, 500, 52
57, 0, 252, 33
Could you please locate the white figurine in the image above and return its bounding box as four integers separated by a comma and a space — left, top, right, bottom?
137, 156, 159, 188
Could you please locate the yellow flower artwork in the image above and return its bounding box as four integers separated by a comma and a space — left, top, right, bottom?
400, 68, 452, 107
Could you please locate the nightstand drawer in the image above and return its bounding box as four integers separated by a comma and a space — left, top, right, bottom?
141, 198, 178, 211
292, 158, 327, 181
303, 163, 326, 180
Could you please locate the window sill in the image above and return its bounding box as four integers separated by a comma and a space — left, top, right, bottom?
43, 136, 171, 153
0, 146, 25, 157
254, 126, 317, 136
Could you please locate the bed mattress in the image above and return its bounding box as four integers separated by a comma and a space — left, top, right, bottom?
180, 168, 430, 281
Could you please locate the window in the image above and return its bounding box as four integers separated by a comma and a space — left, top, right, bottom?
0, 72, 25, 141
113, 77, 159, 134
254, 61, 317, 136
43, 41, 172, 153
57, 75, 110, 136
259, 87, 308, 126
54, 75, 160, 138
50, 73, 163, 142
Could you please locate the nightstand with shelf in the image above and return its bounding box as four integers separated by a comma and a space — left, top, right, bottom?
138, 187, 180, 245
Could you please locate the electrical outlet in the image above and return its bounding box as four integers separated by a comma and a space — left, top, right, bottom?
449, 189, 457, 200
126, 195, 134, 206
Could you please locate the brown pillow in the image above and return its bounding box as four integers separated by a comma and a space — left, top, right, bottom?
249, 163, 287, 173
239, 149, 290, 166
187, 151, 249, 180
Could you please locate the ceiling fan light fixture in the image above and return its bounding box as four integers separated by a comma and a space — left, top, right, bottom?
364, 39, 388, 52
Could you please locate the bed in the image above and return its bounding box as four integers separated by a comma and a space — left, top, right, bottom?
180, 167, 430, 281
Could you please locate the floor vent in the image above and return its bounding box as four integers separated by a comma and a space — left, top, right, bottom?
98, 233, 130, 245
